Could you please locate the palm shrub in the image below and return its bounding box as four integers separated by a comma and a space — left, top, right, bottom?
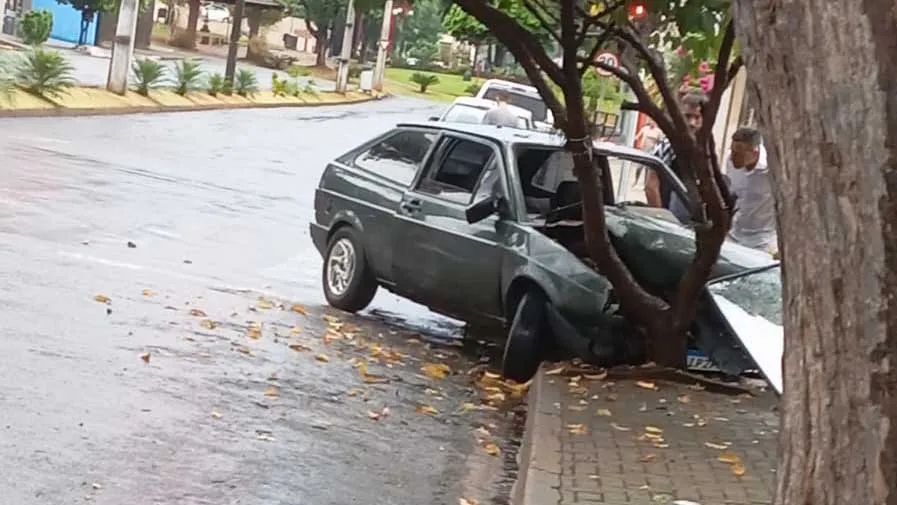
172, 59, 203, 96
131, 58, 166, 96
207, 72, 225, 96
234, 69, 258, 97
15, 48, 75, 99
410, 72, 439, 93
0, 52, 16, 102
20, 10, 53, 46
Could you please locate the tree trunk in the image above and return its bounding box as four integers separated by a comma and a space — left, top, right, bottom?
315, 33, 328, 66
351, 11, 363, 59
184, 0, 201, 49
733, 1, 897, 504
245, 6, 262, 61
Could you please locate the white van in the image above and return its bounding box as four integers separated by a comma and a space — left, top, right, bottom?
432, 96, 534, 130
475, 79, 555, 131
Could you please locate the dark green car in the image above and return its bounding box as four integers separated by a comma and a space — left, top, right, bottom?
310, 122, 779, 383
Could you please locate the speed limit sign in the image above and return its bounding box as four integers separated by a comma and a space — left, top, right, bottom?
594, 51, 619, 76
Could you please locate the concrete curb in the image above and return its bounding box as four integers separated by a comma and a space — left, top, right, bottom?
511, 365, 563, 505
0, 93, 387, 118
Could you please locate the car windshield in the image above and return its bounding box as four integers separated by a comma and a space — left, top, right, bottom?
443, 104, 528, 129
481, 88, 548, 122
708, 265, 782, 326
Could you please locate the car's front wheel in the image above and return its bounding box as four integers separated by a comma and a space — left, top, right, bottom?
322, 227, 378, 313
502, 290, 550, 383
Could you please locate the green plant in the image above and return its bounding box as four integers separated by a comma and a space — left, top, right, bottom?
464, 82, 481, 95
234, 69, 258, 97
131, 58, 166, 96
409, 72, 439, 93
207, 72, 224, 96
14, 48, 75, 98
172, 59, 203, 95
271, 73, 289, 97
20, 10, 53, 46
286, 64, 311, 79
0, 52, 17, 103
302, 79, 317, 96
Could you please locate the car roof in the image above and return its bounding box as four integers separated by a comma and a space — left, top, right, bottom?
450, 97, 533, 118
479, 79, 540, 96
397, 121, 658, 160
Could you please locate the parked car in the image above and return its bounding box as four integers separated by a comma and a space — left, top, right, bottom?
309, 122, 781, 389
200, 2, 230, 23
431, 97, 534, 130
475, 79, 554, 132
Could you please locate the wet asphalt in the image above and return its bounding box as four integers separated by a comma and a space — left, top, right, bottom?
0, 98, 524, 505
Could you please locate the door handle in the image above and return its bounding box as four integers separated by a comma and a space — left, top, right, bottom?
400, 199, 421, 213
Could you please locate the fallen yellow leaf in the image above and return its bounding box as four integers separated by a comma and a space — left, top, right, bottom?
201, 319, 218, 330
584, 371, 608, 380
567, 423, 587, 435
596, 408, 612, 416
421, 363, 451, 380
417, 405, 439, 416
636, 380, 658, 390
545, 365, 565, 375
639, 453, 657, 463
189, 308, 207, 317
645, 426, 663, 434
140, 352, 150, 363
368, 410, 382, 421
264, 385, 280, 397
142, 289, 153, 297
731, 461, 746, 476
610, 422, 631, 432
315, 354, 330, 363
290, 325, 301, 336
247, 323, 262, 339
289, 343, 311, 352
704, 441, 730, 450
257, 298, 274, 310
718, 451, 742, 464
678, 394, 691, 403
237, 346, 252, 355
291, 304, 308, 315
211, 410, 222, 419
568, 405, 586, 412
482, 442, 500, 456
94, 294, 111, 304
459, 498, 479, 505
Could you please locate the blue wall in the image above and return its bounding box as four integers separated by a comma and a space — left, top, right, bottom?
30, 0, 97, 45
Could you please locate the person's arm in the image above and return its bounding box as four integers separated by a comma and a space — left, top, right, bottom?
645, 169, 663, 207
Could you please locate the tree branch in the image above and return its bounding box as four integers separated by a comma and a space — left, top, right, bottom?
521, 0, 561, 46
578, 22, 612, 77
697, 20, 737, 143
725, 55, 743, 88
590, 56, 675, 141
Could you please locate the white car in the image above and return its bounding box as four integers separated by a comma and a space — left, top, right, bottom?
475, 79, 555, 132
431, 97, 534, 130
201, 2, 231, 23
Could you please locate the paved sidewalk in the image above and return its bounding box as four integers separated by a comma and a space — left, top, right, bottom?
515, 365, 779, 505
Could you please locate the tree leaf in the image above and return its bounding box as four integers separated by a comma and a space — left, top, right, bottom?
422, 363, 451, 379
645, 426, 663, 434
201, 319, 218, 330
596, 408, 613, 416
639, 453, 658, 463
482, 442, 500, 456
636, 380, 658, 390
417, 405, 439, 416
189, 308, 207, 317
290, 304, 308, 315
567, 423, 587, 435
704, 441, 729, 450
142, 289, 153, 297
264, 385, 280, 397
140, 352, 150, 363
611, 422, 631, 431
289, 343, 311, 352
247, 323, 262, 339
460, 498, 480, 505
94, 294, 111, 304
315, 354, 330, 363
731, 461, 746, 476
717, 451, 741, 464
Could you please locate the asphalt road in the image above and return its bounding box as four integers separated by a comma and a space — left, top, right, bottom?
0, 98, 524, 504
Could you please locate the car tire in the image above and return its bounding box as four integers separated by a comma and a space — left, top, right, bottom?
322, 227, 378, 313
502, 290, 550, 383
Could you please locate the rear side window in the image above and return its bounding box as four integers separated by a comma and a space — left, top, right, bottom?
353, 130, 435, 186
481, 88, 548, 122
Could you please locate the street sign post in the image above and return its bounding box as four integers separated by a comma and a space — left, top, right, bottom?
594, 51, 619, 76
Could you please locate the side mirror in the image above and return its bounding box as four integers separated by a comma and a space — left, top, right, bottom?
465, 195, 506, 224
428, 116, 439, 121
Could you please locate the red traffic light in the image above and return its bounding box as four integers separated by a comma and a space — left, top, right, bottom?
629, 2, 646, 19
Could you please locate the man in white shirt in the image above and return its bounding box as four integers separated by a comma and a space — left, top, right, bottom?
482, 91, 522, 128
726, 127, 778, 253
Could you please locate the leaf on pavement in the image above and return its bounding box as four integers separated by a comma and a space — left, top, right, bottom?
718, 451, 741, 464
211, 410, 222, 419
140, 352, 151, 363
678, 394, 691, 403
610, 422, 630, 432
584, 371, 608, 380
289, 343, 311, 352
290, 304, 308, 315
422, 363, 451, 379
704, 441, 730, 450
645, 426, 663, 434
247, 323, 262, 339
636, 380, 658, 390
264, 385, 280, 397
237, 346, 252, 355
567, 423, 587, 435
639, 453, 658, 463
417, 405, 439, 416
201, 319, 218, 330
94, 294, 111, 304
482, 442, 500, 456
459, 498, 479, 505
142, 289, 154, 297
688, 383, 706, 391
545, 365, 566, 375
290, 325, 301, 336
188, 308, 207, 317
596, 408, 612, 417
315, 353, 330, 363
731, 461, 746, 476
256, 297, 274, 310
568, 405, 586, 412
368, 410, 383, 421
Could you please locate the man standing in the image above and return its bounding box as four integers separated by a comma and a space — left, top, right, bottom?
644, 91, 708, 223
726, 127, 777, 252
632, 119, 664, 186
482, 90, 521, 128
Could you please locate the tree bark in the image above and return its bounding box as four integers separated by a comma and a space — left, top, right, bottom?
315, 32, 328, 66
185, 0, 201, 49
733, 1, 897, 504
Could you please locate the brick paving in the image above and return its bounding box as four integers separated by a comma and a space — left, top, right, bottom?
516, 365, 779, 505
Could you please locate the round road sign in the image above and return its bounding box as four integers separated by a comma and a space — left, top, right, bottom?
594, 52, 619, 76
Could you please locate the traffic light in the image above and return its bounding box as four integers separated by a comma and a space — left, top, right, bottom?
629, 1, 646, 19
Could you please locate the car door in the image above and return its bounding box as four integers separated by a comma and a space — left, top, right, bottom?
392, 134, 506, 322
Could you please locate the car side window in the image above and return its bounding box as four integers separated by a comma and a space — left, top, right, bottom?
418, 138, 495, 205
353, 130, 435, 187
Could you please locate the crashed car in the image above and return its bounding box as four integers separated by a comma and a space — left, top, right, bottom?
309, 122, 782, 391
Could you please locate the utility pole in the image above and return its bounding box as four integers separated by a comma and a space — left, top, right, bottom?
372, 0, 394, 92
224, 0, 246, 93
335, 0, 355, 94
106, 0, 141, 95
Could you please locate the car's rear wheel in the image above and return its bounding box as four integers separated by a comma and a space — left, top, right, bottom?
502, 290, 550, 383
322, 227, 378, 313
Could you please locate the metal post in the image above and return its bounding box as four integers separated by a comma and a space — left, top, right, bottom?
335, 0, 355, 94
223, 0, 245, 93
105, 0, 140, 95
372, 0, 393, 92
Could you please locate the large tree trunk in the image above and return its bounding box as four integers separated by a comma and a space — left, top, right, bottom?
733, 1, 897, 504
315, 33, 328, 66
185, 0, 201, 49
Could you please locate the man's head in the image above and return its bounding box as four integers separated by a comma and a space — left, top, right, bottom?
494, 90, 510, 105
681, 92, 708, 134
730, 126, 762, 168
